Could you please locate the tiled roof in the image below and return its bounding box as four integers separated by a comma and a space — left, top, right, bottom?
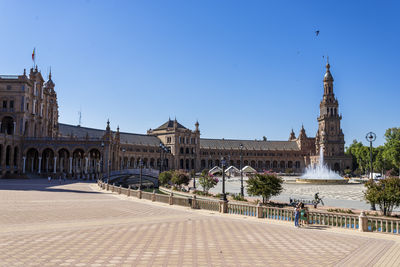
154, 119, 187, 130
200, 138, 300, 151
58, 123, 105, 139
58, 123, 160, 146
119, 132, 160, 146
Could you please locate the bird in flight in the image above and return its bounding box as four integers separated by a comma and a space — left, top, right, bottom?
315, 30, 320, 36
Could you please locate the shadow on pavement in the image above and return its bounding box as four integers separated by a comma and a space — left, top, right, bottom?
0, 178, 100, 194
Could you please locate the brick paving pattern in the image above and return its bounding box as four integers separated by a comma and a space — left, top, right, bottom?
0, 179, 399, 266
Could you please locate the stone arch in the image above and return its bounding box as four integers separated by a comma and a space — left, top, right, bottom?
295, 161, 301, 169
130, 157, 135, 168
41, 148, 55, 174
26, 148, 39, 173
280, 161, 285, 170
185, 159, 190, 169
208, 159, 213, 168
201, 159, 206, 169
265, 161, 270, 169
142, 158, 148, 168
88, 148, 101, 175
215, 159, 220, 167
150, 158, 155, 168
5, 145, 11, 166
13, 146, 19, 168
58, 148, 70, 174
334, 162, 340, 172
72, 148, 85, 176
1, 116, 15, 134
244, 160, 249, 166
258, 161, 263, 169
272, 161, 278, 168
288, 161, 293, 169
250, 160, 256, 168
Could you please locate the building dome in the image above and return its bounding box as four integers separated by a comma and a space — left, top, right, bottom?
323, 63, 334, 82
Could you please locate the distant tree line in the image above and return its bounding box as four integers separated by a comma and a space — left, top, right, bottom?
346, 128, 400, 176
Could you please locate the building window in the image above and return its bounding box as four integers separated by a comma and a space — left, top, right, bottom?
9, 100, 14, 109
167, 137, 171, 143
2, 101, 7, 108
6, 85, 11, 90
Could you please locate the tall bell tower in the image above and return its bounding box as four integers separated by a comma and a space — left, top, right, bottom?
316, 61, 345, 158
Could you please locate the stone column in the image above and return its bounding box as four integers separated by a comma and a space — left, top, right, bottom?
359, 211, 369, 232
38, 157, 42, 174
13, 122, 16, 135
22, 156, 26, 174
85, 157, 88, 174
257, 203, 263, 218
53, 157, 57, 174
69, 157, 72, 174
219, 200, 228, 213
45, 157, 49, 173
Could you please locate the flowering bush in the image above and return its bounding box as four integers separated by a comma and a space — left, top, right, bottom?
199, 172, 219, 193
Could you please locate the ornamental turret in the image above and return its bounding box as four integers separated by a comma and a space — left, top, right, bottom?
316, 61, 345, 157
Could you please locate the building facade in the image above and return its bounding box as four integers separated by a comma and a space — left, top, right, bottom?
0, 63, 351, 178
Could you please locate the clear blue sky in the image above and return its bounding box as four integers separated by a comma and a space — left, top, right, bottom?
1, 0, 399, 147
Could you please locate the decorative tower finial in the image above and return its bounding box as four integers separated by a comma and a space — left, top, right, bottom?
49, 66, 52, 80
289, 128, 296, 141
195, 120, 199, 132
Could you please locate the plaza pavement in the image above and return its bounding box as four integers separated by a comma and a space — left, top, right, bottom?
0, 179, 399, 267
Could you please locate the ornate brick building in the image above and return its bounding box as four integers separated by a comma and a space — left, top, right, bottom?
0, 63, 351, 178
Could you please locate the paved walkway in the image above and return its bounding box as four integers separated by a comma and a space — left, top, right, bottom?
0, 179, 399, 266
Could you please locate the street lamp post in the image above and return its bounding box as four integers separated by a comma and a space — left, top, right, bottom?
366, 132, 376, 210
366, 132, 376, 179
193, 148, 196, 190
139, 158, 143, 190
159, 142, 163, 174
121, 148, 126, 170
239, 144, 244, 197
101, 142, 105, 180
220, 157, 227, 201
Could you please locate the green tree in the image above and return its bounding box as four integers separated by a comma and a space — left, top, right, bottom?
383, 128, 400, 176
171, 170, 190, 189
198, 172, 218, 193
158, 170, 172, 186
364, 177, 400, 216
246, 173, 283, 204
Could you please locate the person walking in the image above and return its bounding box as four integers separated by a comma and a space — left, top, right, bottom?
300, 202, 308, 226
294, 204, 300, 228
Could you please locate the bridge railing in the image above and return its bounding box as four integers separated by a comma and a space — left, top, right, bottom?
97, 180, 400, 235
110, 168, 159, 178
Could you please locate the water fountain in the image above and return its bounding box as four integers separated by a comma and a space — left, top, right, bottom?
296, 147, 348, 184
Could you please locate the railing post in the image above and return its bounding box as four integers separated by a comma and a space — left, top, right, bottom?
137, 189, 142, 199
169, 192, 174, 205
112, 183, 115, 192
257, 203, 263, 218
106, 183, 109, 191
127, 185, 131, 197
119, 185, 122, 194
219, 200, 228, 213
152, 189, 156, 202
359, 211, 368, 232
192, 195, 197, 209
